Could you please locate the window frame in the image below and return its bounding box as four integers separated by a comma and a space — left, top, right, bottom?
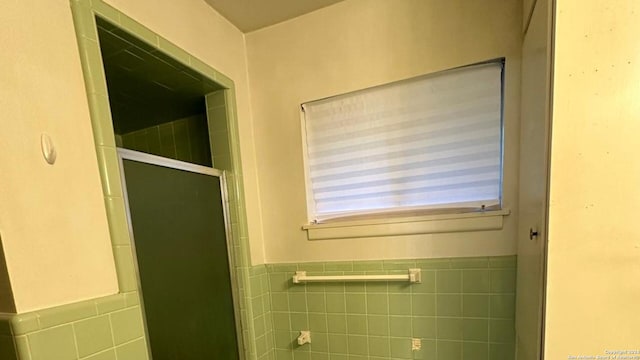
300, 60, 509, 238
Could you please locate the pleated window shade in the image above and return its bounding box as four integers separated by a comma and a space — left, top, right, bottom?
302, 62, 504, 222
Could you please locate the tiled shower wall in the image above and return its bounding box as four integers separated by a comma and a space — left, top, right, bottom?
118, 114, 212, 166
265, 256, 516, 360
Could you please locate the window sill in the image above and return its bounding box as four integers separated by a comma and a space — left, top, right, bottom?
302, 209, 510, 240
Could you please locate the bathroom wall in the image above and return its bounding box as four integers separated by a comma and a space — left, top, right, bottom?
120, 114, 212, 167
0, 0, 264, 313
545, 0, 640, 357
267, 256, 516, 359
245, 0, 523, 263
0, 0, 119, 313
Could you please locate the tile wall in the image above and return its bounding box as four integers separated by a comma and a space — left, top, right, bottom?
0, 292, 146, 360
119, 114, 212, 166
265, 256, 516, 360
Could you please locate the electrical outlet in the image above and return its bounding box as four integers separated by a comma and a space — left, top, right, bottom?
412, 338, 421, 351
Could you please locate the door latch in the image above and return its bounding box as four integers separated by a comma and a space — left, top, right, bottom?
529, 228, 539, 240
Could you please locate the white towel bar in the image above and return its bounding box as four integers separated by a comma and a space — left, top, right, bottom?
292, 269, 421, 284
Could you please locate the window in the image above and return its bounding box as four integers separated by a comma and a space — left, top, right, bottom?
302, 61, 504, 223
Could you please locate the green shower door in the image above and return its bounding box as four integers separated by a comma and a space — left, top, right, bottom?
122, 158, 239, 360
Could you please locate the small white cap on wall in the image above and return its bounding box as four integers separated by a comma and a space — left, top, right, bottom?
40, 133, 57, 165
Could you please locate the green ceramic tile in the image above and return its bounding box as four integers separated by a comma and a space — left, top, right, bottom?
366, 294, 388, 315
73, 315, 113, 357
344, 281, 366, 293
308, 314, 327, 333
383, 260, 416, 270
450, 257, 489, 269
119, 15, 159, 49
254, 316, 266, 337
14, 336, 30, 360
412, 294, 436, 316
290, 313, 308, 330
269, 273, 291, 292
489, 256, 516, 268
256, 334, 268, 355
437, 318, 462, 340
188, 56, 217, 81
96, 294, 126, 315
71, 2, 97, 41
345, 294, 366, 314
124, 292, 140, 307
490, 294, 515, 319
28, 325, 77, 360
37, 301, 97, 329
103, 196, 131, 246
205, 91, 226, 108
367, 315, 388, 336
462, 270, 490, 293
79, 38, 108, 96
462, 319, 488, 341
463, 342, 488, 360
91, 0, 121, 23
353, 261, 383, 271
365, 281, 388, 293
10, 313, 40, 335
274, 330, 294, 349
325, 294, 345, 313
411, 270, 435, 293
347, 335, 368, 355
87, 93, 116, 147
0, 335, 17, 360
414, 339, 436, 360
389, 337, 412, 359
416, 259, 450, 269
324, 262, 353, 271
389, 316, 411, 337
273, 312, 290, 331
215, 70, 235, 89
112, 245, 138, 292
436, 270, 462, 293
289, 293, 307, 312
462, 295, 489, 318
411, 316, 436, 339
389, 294, 410, 315
306, 293, 326, 313
489, 319, 515, 343
490, 269, 516, 293
437, 340, 462, 360
276, 348, 294, 359
489, 342, 515, 360
272, 293, 289, 311
326, 314, 347, 334
309, 332, 328, 352
115, 338, 148, 360
437, 294, 462, 317
346, 315, 367, 335
368, 336, 390, 357
327, 334, 348, 354
96, 146, 123, 197
109, 307, 144, 345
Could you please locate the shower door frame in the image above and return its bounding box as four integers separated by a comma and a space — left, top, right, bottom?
116, 147, 244, 360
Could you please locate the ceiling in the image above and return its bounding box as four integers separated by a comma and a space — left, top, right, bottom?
204, 0, 345, 32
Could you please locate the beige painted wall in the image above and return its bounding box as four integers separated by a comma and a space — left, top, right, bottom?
0, 0, 118, 312
0, 0, 264, 312
545, 0, 640, 357
246, 0, 523, 263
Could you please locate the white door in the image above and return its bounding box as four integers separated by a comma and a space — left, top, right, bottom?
516, 0, 552, 359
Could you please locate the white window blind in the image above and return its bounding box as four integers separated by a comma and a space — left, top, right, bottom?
302, 62, 503, 222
